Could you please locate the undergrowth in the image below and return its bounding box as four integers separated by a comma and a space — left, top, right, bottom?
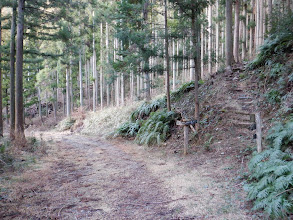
115, 120, 142, 137
245, 120, 293, 219
249, 32, 293, 69
115, 81, 195, 144
135, 110, 180, 146
130, 97, 166, 121
56, 117, 76, 131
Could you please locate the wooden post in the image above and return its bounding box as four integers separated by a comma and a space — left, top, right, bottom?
184, 125, 189, 155
255, 112, 262, 153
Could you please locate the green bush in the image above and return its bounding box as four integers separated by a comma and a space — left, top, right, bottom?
248, 32, 293, 69
56, 117, 76, 131
115, 120, 141, 137
135, 110, 180, 146
265, 89, 281, 104
171, 81, 195, 101
245, 120, 293, 219
130, 97, 166, 122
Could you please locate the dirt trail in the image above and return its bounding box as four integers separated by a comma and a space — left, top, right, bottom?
0, 131, 254, 219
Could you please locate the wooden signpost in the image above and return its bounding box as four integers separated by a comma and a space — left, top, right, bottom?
176, 119, 197, 155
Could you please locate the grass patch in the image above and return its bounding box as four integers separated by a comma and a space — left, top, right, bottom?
81, 102, 142, 138
56, 117, 76, 131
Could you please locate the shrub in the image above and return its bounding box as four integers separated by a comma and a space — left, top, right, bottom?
135, 110, 180, 146
248, 32, 293, 69
171, 81, 195, 101
115, 120, 141, 138
265, 89, 281, 104
130, 97, 166, 122
244, 120, 293, 219
56, 117, 76, 131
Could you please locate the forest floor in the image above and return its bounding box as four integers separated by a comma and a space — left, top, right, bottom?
0, 128, 259, 219
0, 64, 272, 219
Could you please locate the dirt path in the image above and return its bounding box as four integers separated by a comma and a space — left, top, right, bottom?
0, 131, 254, 219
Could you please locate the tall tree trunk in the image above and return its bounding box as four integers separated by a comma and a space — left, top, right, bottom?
38, 87, 42, 121
92, 11, 96, 111
215, 0, 220, 72
100, 22, 104, 109
45, 91, 48, 117
5, 89, 9, 125
255, 0, 259, 48
242, 2, 247, 60
130, 70, 134, 101
176, 40, 179, 84
191, 10, 200, 130
172, 40, 176, 90
259, 0, 264, 46
226, 0, 234, 68
79, 52, 83, 109
92, 54, 96, 111
137, 71, 140, 99
106, 23, 110, 106
208, 5, 213, 77
10, 6, 17, 140
268, 0, 272, 31
189, 37, 195, 81
143, 0, 151, 101
234, 0, 240, 63
249, 1, 255, 58
15, 0, 26, 145
87, 60, 90, 107
164, 0, 171, 111
120, 73, 124, 106
69, 61, 73, 113
0, 7, 3, 137
200, 26, 204, 78
66, 68, 70, 117
54, 71, 57, 120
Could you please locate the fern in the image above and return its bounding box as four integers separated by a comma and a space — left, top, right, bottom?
245, 120, 293, 219
115, 120, 141, 137
130, 97, 166, 122
135, 110, 179, 146
248, 31, 293, 69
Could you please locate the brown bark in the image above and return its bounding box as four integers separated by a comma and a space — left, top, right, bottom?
0, 7, 3, 137
242, 1, 247, 60
208, 5, 212, 76
164, 0, 171, 111
143, 0, 151, 101
233, 0, 240, 63
15, 0, 26, 145
100, 23, 104, 109
215, 0, 219, 71
191, 10, 200, 130
268, 0, 272, 31
226, 0, 234, 67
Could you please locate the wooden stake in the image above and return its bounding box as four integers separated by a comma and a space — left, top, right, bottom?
255, 112, 262, 153
184, 125, 189, 155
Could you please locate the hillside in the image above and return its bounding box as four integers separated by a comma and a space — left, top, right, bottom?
1, 50, 292, 220
1, 0, 292, 218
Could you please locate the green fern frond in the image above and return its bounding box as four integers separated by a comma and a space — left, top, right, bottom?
135, 110, 179, 146
245, 120, 293, 218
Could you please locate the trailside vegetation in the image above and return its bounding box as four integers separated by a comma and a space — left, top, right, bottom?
245, 120, 293, 219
